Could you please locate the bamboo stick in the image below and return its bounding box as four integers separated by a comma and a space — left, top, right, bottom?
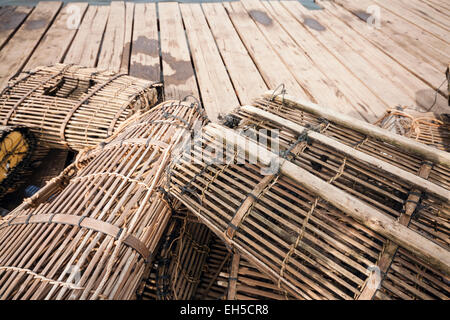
263, 91, 450, 167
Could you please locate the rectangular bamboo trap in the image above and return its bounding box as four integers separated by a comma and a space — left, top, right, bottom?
0, 64, 160, 151
0, 99, 207, 299
166, 92, 450, 300
374, 107, 449, 152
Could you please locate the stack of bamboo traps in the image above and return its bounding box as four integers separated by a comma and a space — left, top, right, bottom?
375, 107, 449, 152
0, 126, 36, 199
0, 64, 161, 151
0, 99, 207, 299
166, 91, 450, 300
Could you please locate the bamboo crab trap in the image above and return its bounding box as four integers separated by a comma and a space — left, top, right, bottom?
0, 126, 36, 199
166, 91, 450, 300
0, 64, 160, 151
375, 107, 449, 152
0, 100, 207, 299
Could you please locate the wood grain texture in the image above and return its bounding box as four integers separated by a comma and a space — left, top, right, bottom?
64, 5, 109, 67
0, 6, 32, 50
224, 1, 308, 100
129, 2, 160, 81
202, 2, 267, 105
159, 2, 199, 101
180, 3, 239, 121
24, 3, 89, 70
0, 1, 62, 89
97, 1, 131, 73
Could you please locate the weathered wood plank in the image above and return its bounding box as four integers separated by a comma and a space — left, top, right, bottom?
202, 2, 267, 105
97, 1, 132, 73
321, 1, 449, 108
264, 1, 386, 121
129, 2, 159, 81
159, 2, 199, 100
224, 1, 308, 100
372, 0, 449, 42
396, 0, 450, 32
24, 3, 89, 70
300, 1, 448, 114
64, 5, 109, 66
0, 6, 32, 50
119, 1, 134, 73
0, 1, 62, 89
333, 0, 449, 71
423, 0, 450, 12
180, 3, 239, 121
241, 0, 361, 116
285, 1, 448, 114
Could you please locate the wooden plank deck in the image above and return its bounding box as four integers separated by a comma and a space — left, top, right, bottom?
0, 0, 448, 204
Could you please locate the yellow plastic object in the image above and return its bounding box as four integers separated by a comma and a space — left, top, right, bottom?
0, 130, 29, 186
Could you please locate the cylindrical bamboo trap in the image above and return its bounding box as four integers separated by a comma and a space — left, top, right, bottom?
0, 63, 161, 151
140, 218, 226, 301
0, 126, 36, 199
0, 99, 207, 300
192, 232, 294, 300
166, 93, 450, 300
374, 107, 449, 152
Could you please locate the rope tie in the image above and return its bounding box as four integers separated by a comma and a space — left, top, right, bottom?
200, 148, 238, 204
278, 197, 319, 288
280, 129, 310, 161
269, 84, 286, 112
0, 266, 84, 290
180, 160, 215, 196
328, 157, 347, 184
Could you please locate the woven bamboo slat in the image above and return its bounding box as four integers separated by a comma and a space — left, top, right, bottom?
0, 63, 161, 151
137, 203, 184, 300
154, 211, 212, 300
192, 232, 294, 300
374, 107, 449, 152
0, 126, 36, 199
139, 218, 226, 301
192, 233, 230, 300
0, 100, 207, 300
138, 266, 158, 300
219, 253, 295, 300
166, 93, 450, 300
138, 210, 212, 300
